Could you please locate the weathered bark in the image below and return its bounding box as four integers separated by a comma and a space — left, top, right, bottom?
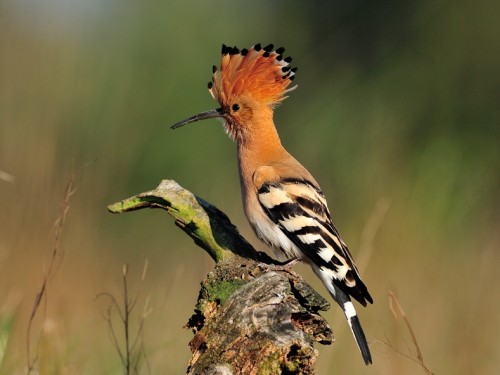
108, 180, 334, 374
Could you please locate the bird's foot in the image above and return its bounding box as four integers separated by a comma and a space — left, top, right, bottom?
257, 258, 299, 273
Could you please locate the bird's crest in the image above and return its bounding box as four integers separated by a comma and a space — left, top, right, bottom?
208, 43, 298, 107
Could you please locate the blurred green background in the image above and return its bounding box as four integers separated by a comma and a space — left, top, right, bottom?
1, 0, 499, 374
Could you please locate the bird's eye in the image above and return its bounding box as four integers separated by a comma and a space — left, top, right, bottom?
232, 104, 240, 112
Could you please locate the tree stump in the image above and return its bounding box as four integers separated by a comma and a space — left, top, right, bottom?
108, 180, 334, 374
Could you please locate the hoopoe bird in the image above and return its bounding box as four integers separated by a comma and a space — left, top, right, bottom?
172, 43, 373, 365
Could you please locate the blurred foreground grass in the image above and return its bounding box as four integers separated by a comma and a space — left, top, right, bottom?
1, 1, 499, 374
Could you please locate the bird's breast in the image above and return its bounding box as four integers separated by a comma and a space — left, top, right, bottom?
241, 182, 303, 261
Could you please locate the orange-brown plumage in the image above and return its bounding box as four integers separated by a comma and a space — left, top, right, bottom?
209, 44, 297, 109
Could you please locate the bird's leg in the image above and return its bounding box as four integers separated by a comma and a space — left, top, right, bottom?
274, 257, 299, 268
257, 257, 299, 273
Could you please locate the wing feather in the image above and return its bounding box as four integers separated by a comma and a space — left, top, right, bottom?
257, 178, 373, 306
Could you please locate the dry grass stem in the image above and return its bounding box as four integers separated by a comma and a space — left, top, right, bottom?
96, 260, 151, 375
383, 291, 434, 375
26, 168, 81, 374
357, 198, 390, 273
0, 170, 15, 183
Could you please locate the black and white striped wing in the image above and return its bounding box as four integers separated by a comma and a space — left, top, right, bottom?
257, 178, 373, 306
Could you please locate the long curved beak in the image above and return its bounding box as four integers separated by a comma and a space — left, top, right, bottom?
171, 108, 225, 129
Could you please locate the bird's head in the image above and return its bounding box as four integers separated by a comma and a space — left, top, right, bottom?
171, 43, 297, 141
